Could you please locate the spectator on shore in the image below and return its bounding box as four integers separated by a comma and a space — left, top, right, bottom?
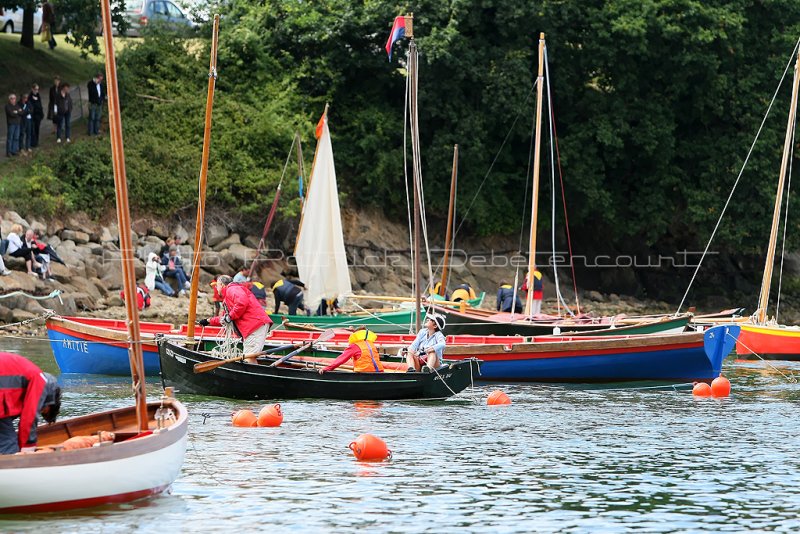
47, 76, 60, 131
0, 216, 11, 276
158, 236, 175, 258
5, 224, 40, 276
87, 73, 105, 136
162, 245, 190, 296
145, 252, 175, 297
55, 82, 73, 144
28, 84, 44, 148
41, 1, 57, 49
26, 229, 53, 281
5, 94, 22, 157
32, 230, 65, 265
19, 93, 33, 155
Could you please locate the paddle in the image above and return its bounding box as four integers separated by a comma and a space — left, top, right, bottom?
193, 343, 297, 374
269, 329, 335, 368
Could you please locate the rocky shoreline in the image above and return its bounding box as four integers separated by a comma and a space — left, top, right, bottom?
0, 207, 780, 337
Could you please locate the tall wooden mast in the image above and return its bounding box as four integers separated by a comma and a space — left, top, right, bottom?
187, 15, 221, 340
757, 48, 800, 324
406, 15, 422, 331
439, 144, 458, 296
99, 0, 147, 430
524, 33, 546, 317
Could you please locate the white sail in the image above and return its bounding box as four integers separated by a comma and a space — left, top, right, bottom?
293, 111, 352, 311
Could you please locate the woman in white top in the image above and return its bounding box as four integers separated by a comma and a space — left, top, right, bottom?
145, 252, 175, 296
6, 224, 39, 277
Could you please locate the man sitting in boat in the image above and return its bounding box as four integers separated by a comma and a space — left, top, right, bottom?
318, 329, 384, 374
198, 275, 273, 364
497, 282, 523, 313
0, 353, 61, 454
404, 314, 446, 373
451, 283, 477, 302
272, 278, 309, 315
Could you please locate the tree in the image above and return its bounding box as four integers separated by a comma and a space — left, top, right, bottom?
0, 0, 128, 54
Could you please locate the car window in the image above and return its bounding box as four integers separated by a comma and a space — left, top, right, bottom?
166, 2, 183, 18
126, 0, 144, 12
153, 1, 168, 16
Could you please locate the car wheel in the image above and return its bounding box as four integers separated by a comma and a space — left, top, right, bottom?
2, 22, 13, 33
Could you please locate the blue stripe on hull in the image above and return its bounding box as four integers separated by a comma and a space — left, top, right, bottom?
47, 330, 161, 375
475, 346, 718, 382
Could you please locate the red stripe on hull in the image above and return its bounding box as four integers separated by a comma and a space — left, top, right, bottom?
0, 483, 171, 513
48, 324, 158, 353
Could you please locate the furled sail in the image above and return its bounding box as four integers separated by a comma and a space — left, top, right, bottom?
294, 107, 352, 311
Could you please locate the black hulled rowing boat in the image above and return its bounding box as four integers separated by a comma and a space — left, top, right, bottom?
157, 339, 480, 401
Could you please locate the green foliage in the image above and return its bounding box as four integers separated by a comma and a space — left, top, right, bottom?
0, 164, 70, 217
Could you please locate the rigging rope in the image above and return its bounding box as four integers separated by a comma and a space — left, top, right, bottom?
403, 51, 414, 333
0, 289, 62, 302
0, 310, 55, 330
675, 35, 800, 316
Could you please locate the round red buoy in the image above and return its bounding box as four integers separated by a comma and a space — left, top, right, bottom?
487, 390, 511, 405
257, 404, 283, 427
231, 409, 258, 427
692, 382, 712, 397
349, 433, 391, 461
711, 376, 731, 398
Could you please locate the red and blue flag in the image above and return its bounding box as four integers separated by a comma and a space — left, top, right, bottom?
385, 16, 406, 61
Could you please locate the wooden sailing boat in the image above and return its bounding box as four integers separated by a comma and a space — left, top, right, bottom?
733, 46, 800, 360
0, 4, 191, 514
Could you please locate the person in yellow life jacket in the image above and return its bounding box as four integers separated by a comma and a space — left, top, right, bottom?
318, 329, 384, 374
521, 269, 544, 315
451, 283, 477, 302
429, 281, 448, 299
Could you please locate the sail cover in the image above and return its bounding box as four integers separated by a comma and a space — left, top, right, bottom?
294, 111, 352, 311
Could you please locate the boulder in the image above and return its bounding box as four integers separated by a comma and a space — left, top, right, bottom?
134, 258, 146, 280
72, 292, 99, 311
100, 225, 118, 243
47, 235, 61, 248
87, 242, 104, 256
3, 210, 29, 228
106, 295, 124, 307
100, 269, 123, 291
149, 221, 170, 239
205, 223, 228, 247
47, 218, 65, 236
0, 271, 38, 292
0, 219, 10, 236
172, 224, 190, 244
221, 244, 258, 271
202, 251, 232, 276
0, 304, 12, 323
50, 262, 72, 282
61, 230, 90, 245
586, 290, 605, 302
69, 276, 103, 301
243, 235, 262, 250
212, 233, 241, 252
10, 309, 36, 322
137, 242, 163, 262
90, 277, 109, 297
132, 218, 154, 236
29, 219, 47, 233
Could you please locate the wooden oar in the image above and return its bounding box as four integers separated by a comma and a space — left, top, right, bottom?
269, 329, 335, 367
194, 343, 297, 374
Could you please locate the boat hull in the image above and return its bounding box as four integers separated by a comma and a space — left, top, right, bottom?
735, 324, 800, 360
0, 400, 188, 513
158, 339, 480, 401
441, 326, 740, 383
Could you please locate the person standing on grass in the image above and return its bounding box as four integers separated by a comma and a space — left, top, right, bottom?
55, 83, 72, 144
19, 93, 33, 155
87, 73, 105, 136
48, 76, 60, 133
28, 83, 44, 148
5, 94, 22, 157
42, 1, 57, 50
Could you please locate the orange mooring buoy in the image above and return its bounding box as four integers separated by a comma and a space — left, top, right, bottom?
692, 382, 712, 397
231, 409, 258, 427
257, 404, 284, 427
487, 390, 511, 405
349, 433, 391, 461
711, 376, 731, 397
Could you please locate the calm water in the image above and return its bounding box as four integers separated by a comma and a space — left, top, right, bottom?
1, 337, 800, 532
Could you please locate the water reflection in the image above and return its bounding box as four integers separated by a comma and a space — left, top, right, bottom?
1, 339, 799, 531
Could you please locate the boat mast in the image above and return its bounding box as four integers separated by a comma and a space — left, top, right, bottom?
406, 15, 422, 330
439, 144, 458, 297
100, 0, 148, 431
757, 49, 800, 324
187, 15, 221, 341
525, 33, 546, 317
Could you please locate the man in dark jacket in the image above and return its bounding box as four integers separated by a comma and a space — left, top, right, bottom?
28, 83, 44, 148
55, 82, 73, 143
272, 278, 308, 315
0, 353, 61, 454
47, 75, 60, 127
496, 282, 523, 313
87, 73, 106, 136
5, 93, 23, 157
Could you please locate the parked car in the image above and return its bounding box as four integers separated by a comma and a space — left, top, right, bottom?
123, 0, 194, 36
0, 6, 43, 34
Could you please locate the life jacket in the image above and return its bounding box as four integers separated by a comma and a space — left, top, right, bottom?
452, 284, 477, 302
352, 340, 384, 373
272, 279, 301, 303
250, 281, 268, 300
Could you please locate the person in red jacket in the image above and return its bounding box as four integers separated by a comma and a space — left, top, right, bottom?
0, 353, 62, 454
197, 275, 273, 363
318, 329, 384, 374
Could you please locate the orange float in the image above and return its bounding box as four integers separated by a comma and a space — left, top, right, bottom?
692, 382, 712, 397
711, 376, 731, 397
487, 390, 511, 405
349, 433, 391, 461
231, 409, 258, 427
257, 404, 284, 427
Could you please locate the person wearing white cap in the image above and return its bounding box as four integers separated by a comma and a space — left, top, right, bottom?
403, 314, 447, 373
